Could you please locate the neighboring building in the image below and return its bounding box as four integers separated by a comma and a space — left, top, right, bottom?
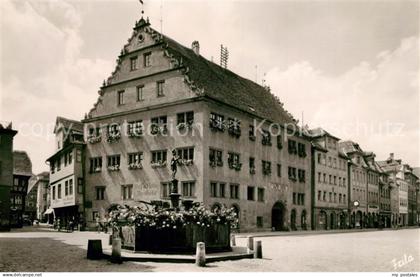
81, 17, 312, 231
363, 152, 381, 228
378, 153, 408, 227
34, 172, 51, 222
25, 172, 50, 222
339, 141, 369, 228
0, 122, 18, 231
10, 151, 33, 227
404, 165, 419, 226
308, 128, 349, 230
46, 117, 85, 228
25, 175, 38, 222
413, 167, 420, 225
378, 163, 392, 227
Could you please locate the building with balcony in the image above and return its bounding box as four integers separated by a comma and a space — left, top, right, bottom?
11, 151, 33, 227
81, 17, 312, 231
46, 117, 85, 228
0, 122, 18, 231
308, 128, 350, 230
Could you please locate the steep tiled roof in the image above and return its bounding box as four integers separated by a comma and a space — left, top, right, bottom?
338, 140, 363, 154
308, 127, 339, 140
160, 31, 298, 126
13, 151, 32, 176
55, 116, 83, 134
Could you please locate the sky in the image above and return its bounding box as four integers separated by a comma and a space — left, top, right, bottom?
0, 0, 419, 174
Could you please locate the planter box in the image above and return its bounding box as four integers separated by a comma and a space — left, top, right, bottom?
120, 224, 231, 254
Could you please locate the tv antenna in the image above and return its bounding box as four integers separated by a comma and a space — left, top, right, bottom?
220, 45, 229, 69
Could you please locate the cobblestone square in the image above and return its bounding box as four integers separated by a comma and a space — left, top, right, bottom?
0, 227, 418, 272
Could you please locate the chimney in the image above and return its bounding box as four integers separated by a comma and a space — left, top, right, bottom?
389, 153, 394, 160
192, 41, 200, 55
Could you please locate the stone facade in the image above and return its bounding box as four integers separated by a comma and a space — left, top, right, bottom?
81, 18, 311, 231
0, 122, 17, 231
309, 128, 349, 230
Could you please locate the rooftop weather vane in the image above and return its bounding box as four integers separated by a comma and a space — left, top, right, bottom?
139, 0, 144, 16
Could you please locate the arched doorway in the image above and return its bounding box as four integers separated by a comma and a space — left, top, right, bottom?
211, 202, 222, 212
301, 210, 307, 230
272, 201, 286, 231
319, 210, 327, 230
339, 213, 346, 229
290, 209, 297, 231
356, 211, 362, 228
330, 212, 336, 230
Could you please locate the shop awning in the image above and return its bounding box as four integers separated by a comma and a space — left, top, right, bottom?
44, 208, 54, 215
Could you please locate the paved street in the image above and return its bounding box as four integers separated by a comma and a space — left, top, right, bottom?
0, 226, 418, 272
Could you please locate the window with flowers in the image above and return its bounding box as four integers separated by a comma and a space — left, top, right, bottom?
177, 111, 194, 130
89, 157, 102, 173
228, 152, 241, 171
209, 112, 225, 132
128, 152, 143, 169
209, 148, 223, 167
107, 155, 121, 171
151, 116, 167, 135
227, 118, 241, 138
107, 124, 121, 143
128, 120, 143, 137
177, 147, 194, 166
151, 150, 167, 167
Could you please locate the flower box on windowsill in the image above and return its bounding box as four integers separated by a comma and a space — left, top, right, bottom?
250, 167, 256, 175
228, 127, 241, 138
107, 133, 121, 143
128, 132, 143, 138
128, 163, 143, 170
151, 161, 167, 168
249, 135, 256, 141
228, 162, 242, 171
179, 159, 194, 166
209, 119, 225, 132
176, 122, 193, 131
91, 167, 102, 173
87, 136, 101, 144
151, 125, 168, 136
108, 165, 120, 171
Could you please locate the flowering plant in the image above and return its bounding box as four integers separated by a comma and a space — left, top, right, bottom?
107, 203, 238, 230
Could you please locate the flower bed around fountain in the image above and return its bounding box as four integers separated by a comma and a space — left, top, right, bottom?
108, 203, 238, 254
